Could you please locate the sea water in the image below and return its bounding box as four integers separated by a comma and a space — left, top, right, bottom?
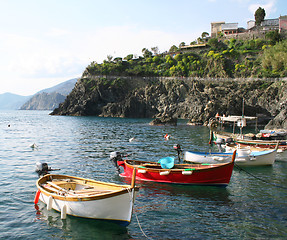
0, 110, 286, 240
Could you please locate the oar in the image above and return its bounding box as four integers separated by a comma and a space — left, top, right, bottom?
46, 181, 78, 196
47, 181, 66, 191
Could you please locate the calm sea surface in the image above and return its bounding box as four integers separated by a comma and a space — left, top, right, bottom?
0, 110, 286, 240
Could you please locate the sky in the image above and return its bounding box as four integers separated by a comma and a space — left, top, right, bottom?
0, 0, 286, 96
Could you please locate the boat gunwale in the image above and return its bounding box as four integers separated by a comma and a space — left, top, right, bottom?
36, 174, 139, 201
215, 131, 287, 145
123, 159, 234, 173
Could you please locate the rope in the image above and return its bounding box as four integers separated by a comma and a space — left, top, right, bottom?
134, 209, 153, 240
235, 164, 287, 190
125, 187, 153, 239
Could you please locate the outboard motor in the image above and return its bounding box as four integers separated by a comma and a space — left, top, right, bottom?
215, 138, 225, 152
110, 151, 122, 173
35, 162, 60, 177
173, 144, 182, 163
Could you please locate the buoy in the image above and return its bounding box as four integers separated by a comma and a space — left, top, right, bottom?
34, 190, 41, 204
182, 171, 193, 175
138, 169, 146, 174
212, 156, 225, 161
61, 205, 67, 219
160, 171, 170, 176
47, 196, 53, 211
164, 134, 170, 140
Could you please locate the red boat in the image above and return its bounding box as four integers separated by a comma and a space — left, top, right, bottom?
116, 151, 236, 186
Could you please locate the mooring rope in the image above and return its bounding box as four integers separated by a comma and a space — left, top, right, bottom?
125, 187, 153, 239
134, 209, 153, 240
235, 164, 287, 190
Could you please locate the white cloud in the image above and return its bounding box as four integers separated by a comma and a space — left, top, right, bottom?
45, 28, 70, 37
0, 24, 198, 95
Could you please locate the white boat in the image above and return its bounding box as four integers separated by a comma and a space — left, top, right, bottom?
209, 114, 287, 152
184, 148, 277, 166
34, 173, 139, 226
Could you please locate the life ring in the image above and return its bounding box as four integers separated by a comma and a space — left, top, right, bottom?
209, 121, 219, 131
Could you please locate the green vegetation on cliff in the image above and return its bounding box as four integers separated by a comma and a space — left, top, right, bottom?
83, 37, 287, 79
51, 34, 287, 129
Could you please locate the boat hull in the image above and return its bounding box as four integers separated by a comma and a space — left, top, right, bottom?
36, 174, 138, 226
236, 139, 287, 151
215, 132, 287, 151
184, 149, 277, 166
118, 159, 235, 186
38, 191, 134, 226
184, 151, 231, 164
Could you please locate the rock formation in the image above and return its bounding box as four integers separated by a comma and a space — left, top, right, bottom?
51, 76, 287, 129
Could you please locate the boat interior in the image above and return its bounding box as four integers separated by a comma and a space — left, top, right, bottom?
126, 160, 225, 170
40, 177, 126, 197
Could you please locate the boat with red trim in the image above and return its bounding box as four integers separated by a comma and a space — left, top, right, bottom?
113, 151, 236, 186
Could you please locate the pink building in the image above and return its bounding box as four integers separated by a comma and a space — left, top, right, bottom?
279, 15, 287, 32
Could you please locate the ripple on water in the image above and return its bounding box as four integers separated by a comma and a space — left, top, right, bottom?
0, 111, 286, 240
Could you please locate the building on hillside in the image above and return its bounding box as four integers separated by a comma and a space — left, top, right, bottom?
261, 18, 279, 31
179, 43, 207, 51
247, 20, 255, 30
211, 22, 246, 37
221, 23, 239, 35
211, 22, 225, 37
279, 15, 287, 32
211, 16, 287, 40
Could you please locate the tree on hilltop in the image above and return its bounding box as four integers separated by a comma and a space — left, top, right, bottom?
142, 48, 152, 58
201, 32, 209, 39
255, 7, 266, 26
151, 46, 159, 55
179, 42, 186, 48
169, 45, 178, 52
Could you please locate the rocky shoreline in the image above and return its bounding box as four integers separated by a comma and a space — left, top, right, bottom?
51, 76, 287, 129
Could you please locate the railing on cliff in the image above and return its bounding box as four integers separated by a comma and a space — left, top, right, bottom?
82, 74, 286, 83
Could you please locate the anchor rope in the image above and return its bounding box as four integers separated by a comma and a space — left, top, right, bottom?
234, 164, 287, 190
134, 209, 153, 240
126, 187, 152, 239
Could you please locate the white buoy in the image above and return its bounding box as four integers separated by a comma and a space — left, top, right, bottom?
160, 171, 170, 176
212, 156, 225, 161
61, 205, 67, 219
47, 196, 53, 211
182, 171, 193, 175
138, 169, 146, 174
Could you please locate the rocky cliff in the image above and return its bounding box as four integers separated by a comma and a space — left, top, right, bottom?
51, 76, 287, 129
